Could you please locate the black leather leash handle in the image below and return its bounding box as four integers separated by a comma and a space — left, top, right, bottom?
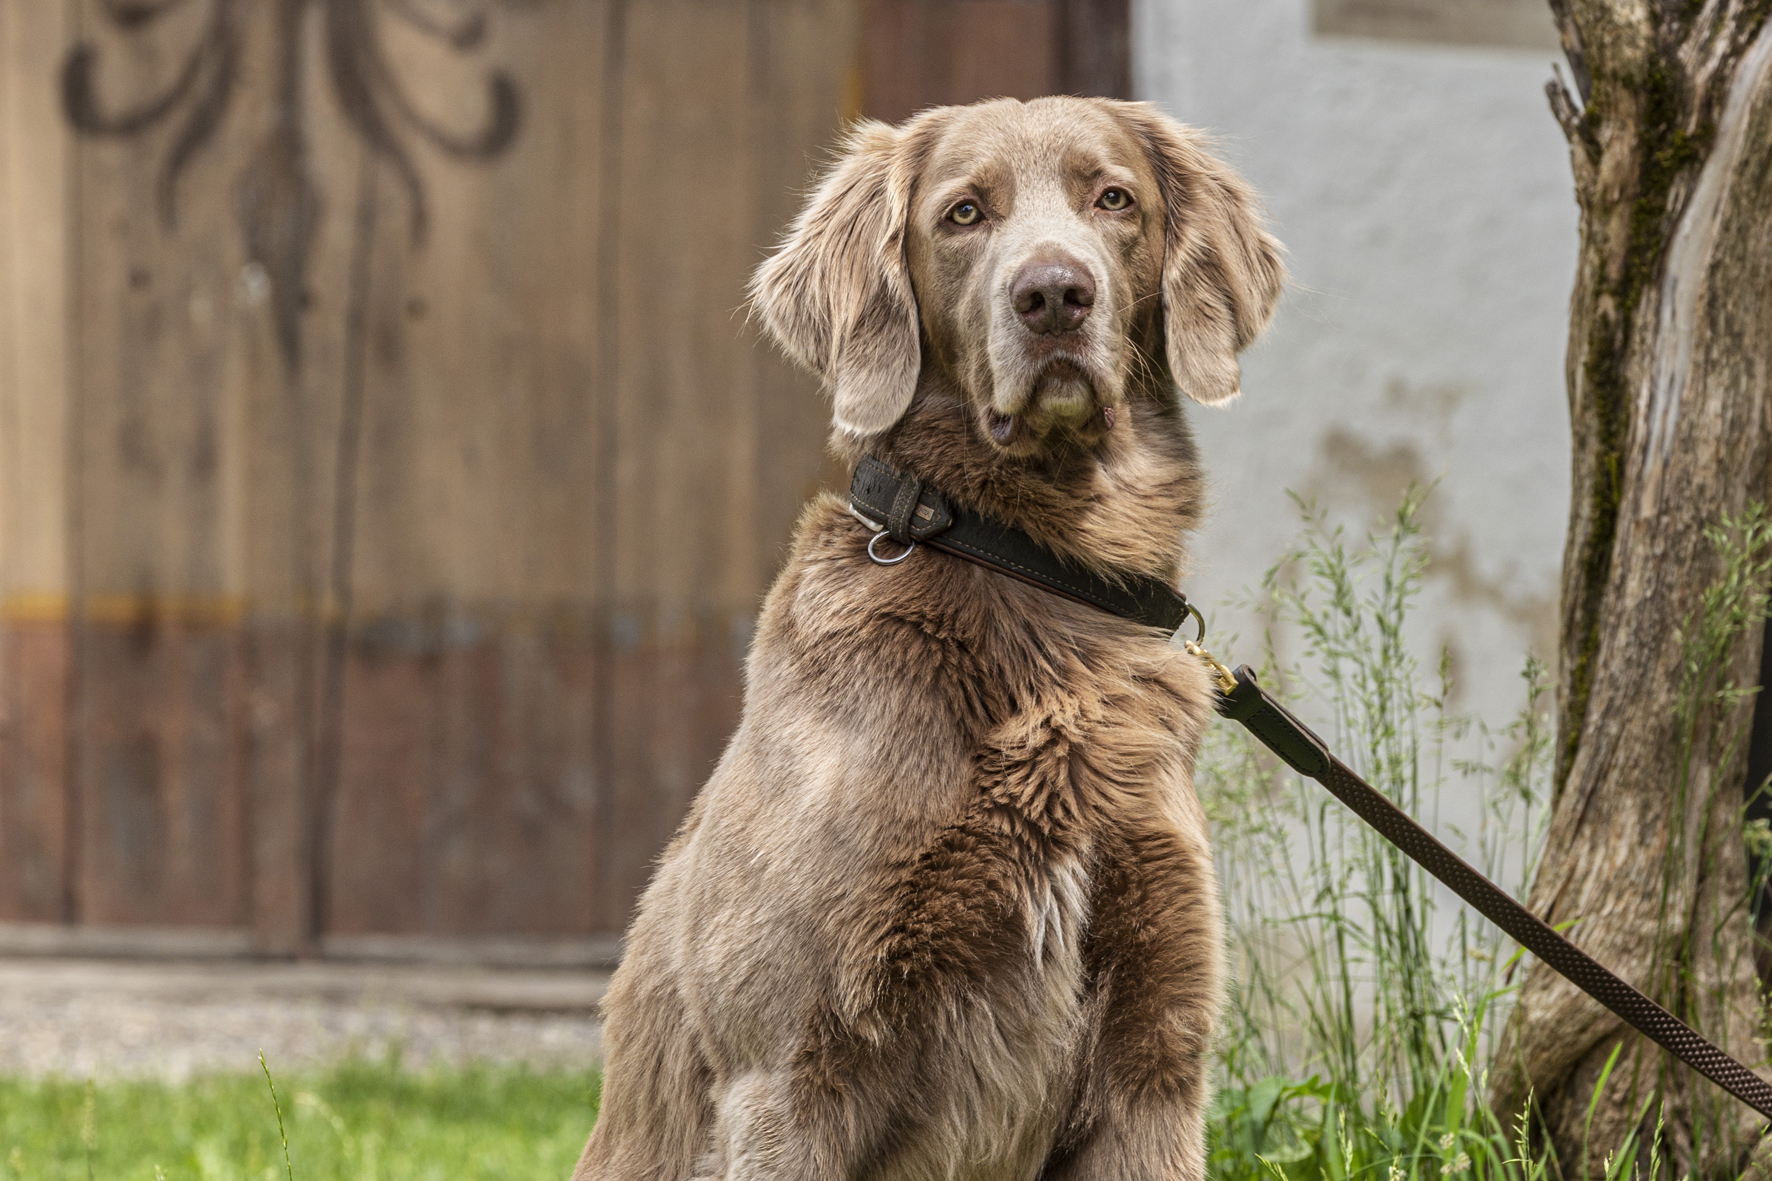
1217, 663, 1772, 1123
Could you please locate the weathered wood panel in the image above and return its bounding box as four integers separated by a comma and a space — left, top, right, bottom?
76, 615, 244, 927
62, 0, 354, 941
240, 621, 308, 951
0, 0, 1127, 949
1, 0, 863, 948
322, 1, 615, 940
328, 628, 602, 936
0, 1, 76, 924
861, 0, 1130, 125
751, 5, 862, 559
0, 620, 70, 922
601, 0, 761, 922
316, 0, 860, 938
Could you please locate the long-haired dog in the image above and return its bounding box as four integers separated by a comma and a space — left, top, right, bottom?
574, 95, 1284, 1181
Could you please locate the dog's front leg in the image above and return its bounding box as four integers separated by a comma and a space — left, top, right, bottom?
697, 1041, 905, 1181
698, 796, 1053, 1180
1045, 824, 1221, 1181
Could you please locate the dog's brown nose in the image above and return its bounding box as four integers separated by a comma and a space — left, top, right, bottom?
1011, 259, 1095, 335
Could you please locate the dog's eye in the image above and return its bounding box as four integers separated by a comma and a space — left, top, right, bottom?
1096, 188, 1132, 211
948, 200, 982, 226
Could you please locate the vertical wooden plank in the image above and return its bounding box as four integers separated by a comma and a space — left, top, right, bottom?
70, 0, 239, 618
1057, 0, 1131, 98
859, 0, 934, 123
0, 620, 70, 920
78, 615, 242, 925
241, 621, 306, 950
0, 1, 74, 603
859, 0, 1130, 124
61, 0, 380, 944
946, 2, 1059, 104
0, 0, 74, 921
325, 624, 432, 935
748, 0, 861, 587
597, 0, 756, 927
862, 0, 1060, 124
580, 0, 859, 932
64, 0, 317, 934
610, 1, 754, 613
321, 0, 611, 937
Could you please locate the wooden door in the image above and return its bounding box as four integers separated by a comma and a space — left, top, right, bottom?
0, 0, 1131, 955
1, 0, 853, 953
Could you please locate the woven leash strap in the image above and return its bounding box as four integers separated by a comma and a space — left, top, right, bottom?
1217, 663, 1772, 1124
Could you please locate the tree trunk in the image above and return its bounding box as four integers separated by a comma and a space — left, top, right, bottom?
1490, 3, 1772, 1176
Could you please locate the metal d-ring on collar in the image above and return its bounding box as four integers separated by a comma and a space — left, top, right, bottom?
867, 531, 916, 565
850, 506, 918, 566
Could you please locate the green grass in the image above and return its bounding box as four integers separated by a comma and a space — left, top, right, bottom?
0, 1058, 599, 1181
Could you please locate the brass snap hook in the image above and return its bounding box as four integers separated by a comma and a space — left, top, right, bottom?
1178, 603, 1237, 694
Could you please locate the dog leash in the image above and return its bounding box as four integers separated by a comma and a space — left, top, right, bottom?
850, 456, 1772, 1123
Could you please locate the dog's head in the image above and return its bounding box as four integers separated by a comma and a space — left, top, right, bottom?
751, 97, 1284, 455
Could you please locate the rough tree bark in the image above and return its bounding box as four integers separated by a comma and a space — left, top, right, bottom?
1489, 2, 1772, 1177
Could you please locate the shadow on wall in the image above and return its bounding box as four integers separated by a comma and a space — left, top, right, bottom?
1303, 376, 1558, 671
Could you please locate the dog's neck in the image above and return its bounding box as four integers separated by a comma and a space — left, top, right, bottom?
838, 373, 1204, 584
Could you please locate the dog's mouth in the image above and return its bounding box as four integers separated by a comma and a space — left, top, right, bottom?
987, 408, 1018, 445
987, 358, 1118, 450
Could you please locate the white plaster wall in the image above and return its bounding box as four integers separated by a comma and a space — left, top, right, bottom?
1136, 0, 1579, 732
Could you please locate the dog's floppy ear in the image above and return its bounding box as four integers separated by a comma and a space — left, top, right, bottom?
750, 119, 926, 437
1119, 104, 1284, 406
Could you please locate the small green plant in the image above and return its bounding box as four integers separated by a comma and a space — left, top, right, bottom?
1199, 490, 1556, 1180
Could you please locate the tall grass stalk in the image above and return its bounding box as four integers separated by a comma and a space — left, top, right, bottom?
260, 1052, 295, 1181
1200, 492, 1558, 1180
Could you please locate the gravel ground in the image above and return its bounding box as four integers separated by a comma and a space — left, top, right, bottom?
0, 958, 609, 1081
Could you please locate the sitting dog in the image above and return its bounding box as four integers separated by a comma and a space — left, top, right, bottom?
574, 95, 1283, 1181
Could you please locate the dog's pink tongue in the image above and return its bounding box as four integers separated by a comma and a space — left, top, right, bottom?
989, 412, 1016, 444
1102, 405, 1117, 430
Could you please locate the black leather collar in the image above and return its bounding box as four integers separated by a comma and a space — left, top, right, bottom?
848, 456, 1194, 634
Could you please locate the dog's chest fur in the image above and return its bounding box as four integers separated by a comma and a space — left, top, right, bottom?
648, 491, 1217, 1178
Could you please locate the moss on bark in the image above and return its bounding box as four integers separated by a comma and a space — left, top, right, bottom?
1558, 57, 1714, 789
